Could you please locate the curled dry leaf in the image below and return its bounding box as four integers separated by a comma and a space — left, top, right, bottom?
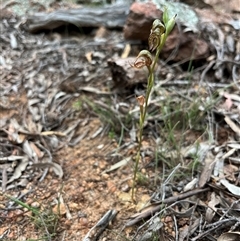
23, 140, 38, 162
224, 164, 238, 182
182, 142, 211, 162
228, 143, 240, 150
217, 232, 240, 241
179, 219, 200, 241
224, 116, 240, 135
170, 205, 195, 218
183, 178, 198, 192
213, 152, 224, 177
7, 157, 29, 184
220, 179, 240, 197
222, 148, 236, 159
199, 152, 215, 187
83, 209, 118, 241
205, 192, 219, 222
138, 217, 163, 241
6, 178, 29, 190
29, 142, 44, 159
7, 120, 25, 144
31, 161, 63, 179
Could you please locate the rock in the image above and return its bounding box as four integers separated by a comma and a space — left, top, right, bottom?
108, 57, 148, 89
124, 2, 162, 41
124, 2, 209, 61
161, 27, 209, 61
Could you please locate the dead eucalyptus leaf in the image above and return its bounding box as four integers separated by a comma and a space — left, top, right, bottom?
181, 142, 211, 162
6, 178, 29, 190
7, 120, 23, 144
9, 33, 18, 49
138, 217, 163, 241
31, 162, 63, 179
183, 178, 198, 192
91, 126, 104, 139
29, 142, 44, 159
0, 117, 8, 128
41, 131, 66, 136
78, 86, 112, 95
7, 157, 29, 184
25, 116, 40, 133
224, 164, 238, 182
228, 157, 240, 164
217, 232, 240, 241
63, 120, 81, 135
224, 116, 240, 135
10, 118, 21, 130
222, 148, 236, 159
220, 92, 240, 102
23, 140, 38, 162
170, 205, 195, 218
213, 152, 224, 177
102, 157, 131, 174
199, 152, 215, 187
179, 219, 200, 241
228, 143, 240, 149
48, 136, 59, 149
0, 156, 26, 162
220, 179, 240, 197
206, 192, 219, 222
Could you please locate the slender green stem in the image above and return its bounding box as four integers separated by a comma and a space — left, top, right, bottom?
131, 18, 174, 200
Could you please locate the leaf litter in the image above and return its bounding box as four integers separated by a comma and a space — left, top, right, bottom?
0, 0, 240, 240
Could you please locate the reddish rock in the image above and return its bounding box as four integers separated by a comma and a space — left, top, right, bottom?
124, 2, 209, 61
162, 27, 209, 61
124, 2, 162, 41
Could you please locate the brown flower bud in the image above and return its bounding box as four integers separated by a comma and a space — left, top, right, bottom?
136, 95, 145, 106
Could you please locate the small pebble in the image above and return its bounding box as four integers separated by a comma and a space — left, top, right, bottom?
31, 201, 40, 209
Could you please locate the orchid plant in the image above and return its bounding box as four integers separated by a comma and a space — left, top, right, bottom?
131, 9, 176, 200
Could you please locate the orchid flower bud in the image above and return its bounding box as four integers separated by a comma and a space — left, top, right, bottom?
163, 7, 169, 26
149, 19, 165, 51
136, 95, 145, 118
132, 50, 152, 69
165, 14, 177, 35
136, 95, 145, 107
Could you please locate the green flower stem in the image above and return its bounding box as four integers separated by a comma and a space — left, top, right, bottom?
131, 35, 169, 201
131, 9, 176, 200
